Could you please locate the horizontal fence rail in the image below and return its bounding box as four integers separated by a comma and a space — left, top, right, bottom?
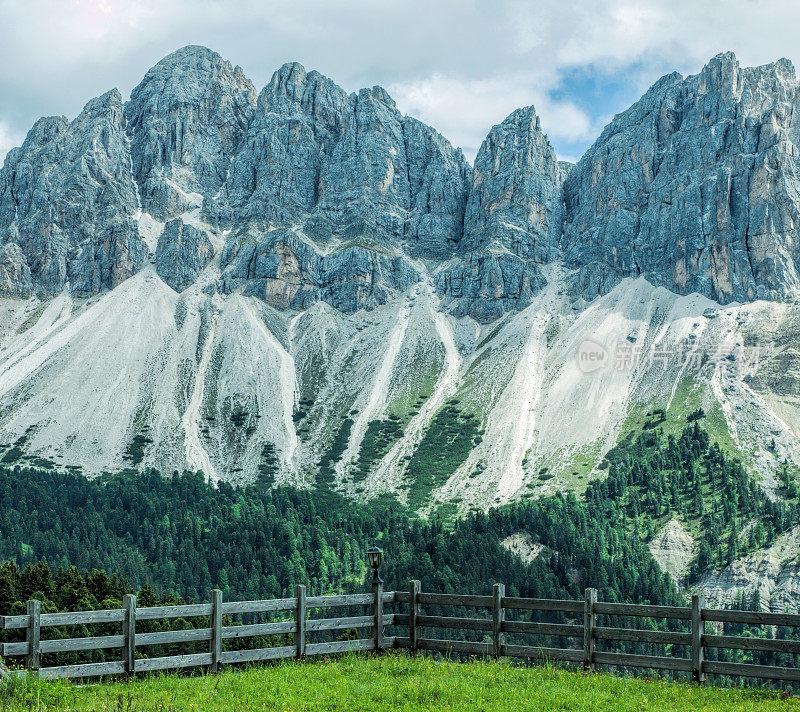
0, 582, 396, 680
3, 581, 800, 683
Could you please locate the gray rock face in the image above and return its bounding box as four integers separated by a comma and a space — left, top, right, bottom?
0, 243, 33, 297
437, 106, 562, 320
402, 117, 471, 258
0, 89, 147, 296
220, 228, 420, 313
6, 46, 800, 316
464, 106, 563, 260
563, 53, 800, 304
155, 218, 214, 291
435, 252, 546, 322
206, 61, 468, 309
205, 62, 351, 229
125, 45, 257, 222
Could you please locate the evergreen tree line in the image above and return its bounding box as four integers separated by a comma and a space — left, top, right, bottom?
595, 422, 799, 579
1, 421, 800, 683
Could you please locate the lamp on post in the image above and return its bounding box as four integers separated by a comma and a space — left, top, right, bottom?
366, 545, 383, 583
367, 545, 384, 652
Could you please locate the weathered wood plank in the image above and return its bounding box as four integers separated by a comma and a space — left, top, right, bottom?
503, 621, 583, 637
704, 634, 800, 654
395, 592, 411, 604
39, 660, 126, 680
0, 614, 29, 630
417, 638, 492, 655
702, 609, 800, 627
307, 615, 370, 632
505, 644, 585, 663
305, 594, 374, 608
136, 653, 212, 673
306, 639, 375, 656
295, 584, 306, 658
593, 651, 692, 672
394, 636, 411, 649
40, 609, 124, 627
122, 594, 136, 676
417, 615, 492, 632
372, 579, 384, 651
2, 641, 27, 657
42, 635, 124, 654
136, 603, 211, 621
221, 598, 296, 615
593, 603, 692, 620
221, 646, 295, 664
691, 594, 705, 683
135, 628, 212, 646
584, 588, 597, 672
502, 597, 583, 613
409, 580, 420, 658
381, 592, 396, 604
416, 593, 493, 607
594, 627, 690, 645
210, 588, 222, 673
221, 621, 296, 639
703, 660, 800, 681
26, 600, 40, 672
306, 614, 393, 632
492, 584, 505, 659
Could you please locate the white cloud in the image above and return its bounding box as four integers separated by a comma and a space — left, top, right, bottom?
0, 122, 24, 168
389, 74, 596, 162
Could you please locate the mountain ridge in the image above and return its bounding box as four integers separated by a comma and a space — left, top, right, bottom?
0, 47, 800, 525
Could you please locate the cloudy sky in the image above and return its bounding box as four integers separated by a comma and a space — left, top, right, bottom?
1, 0, 800, 166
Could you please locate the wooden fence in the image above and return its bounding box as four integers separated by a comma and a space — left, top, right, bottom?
3, 581, 800, 683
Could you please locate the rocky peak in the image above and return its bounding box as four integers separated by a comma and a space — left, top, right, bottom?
402, 116, 471, 258
0, 86, 145, 296
563, 50, 800, 304
125, 45, 257, 221
463, 105, 563, 261
434, 104, 562, 322
8, 46, 800, 316
258, 62, 351, 152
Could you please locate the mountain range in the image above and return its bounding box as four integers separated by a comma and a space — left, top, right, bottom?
1, 44, 800, 539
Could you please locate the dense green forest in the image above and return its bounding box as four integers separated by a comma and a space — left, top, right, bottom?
2, 418, 800, 679
596, 418, 799, 579
0, 418, 796, 609
0, 468, 674, 609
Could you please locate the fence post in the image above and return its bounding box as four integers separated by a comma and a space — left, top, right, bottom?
692, 594, 705, 683
584, 588, 597, 672
372, 575, 384, 652
492, 583, 505, 659
210, 588, 223, 673
25, 600, 40, 673
408, 580, 421, 657
294, 584, 306, 658
123, 594, 136, 676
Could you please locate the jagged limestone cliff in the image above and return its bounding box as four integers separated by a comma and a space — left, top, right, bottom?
1, 47, 800, 530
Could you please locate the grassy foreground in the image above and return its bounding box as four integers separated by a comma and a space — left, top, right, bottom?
1, 653, 798, 711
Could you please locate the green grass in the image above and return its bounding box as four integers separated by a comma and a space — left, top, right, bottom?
1, 653, 796, 711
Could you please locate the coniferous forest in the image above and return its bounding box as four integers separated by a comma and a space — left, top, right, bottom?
3, 421, 800, 677
0, 420, 795, 612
